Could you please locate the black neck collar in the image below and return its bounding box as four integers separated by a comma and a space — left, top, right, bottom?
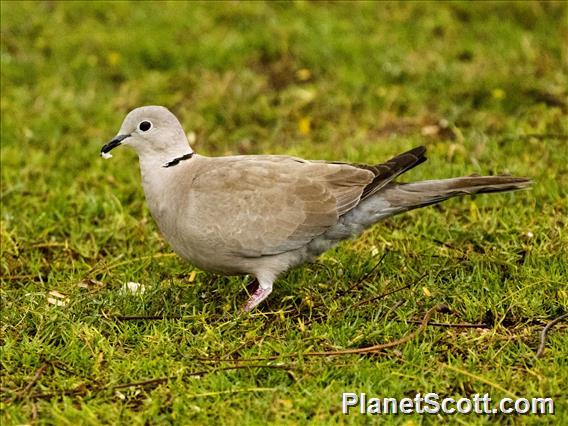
163, 153, 194, 168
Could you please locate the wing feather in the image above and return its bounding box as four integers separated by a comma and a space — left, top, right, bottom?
190, 156, 372, 256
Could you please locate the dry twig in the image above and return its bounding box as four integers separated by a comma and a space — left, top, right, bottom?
12, 362, 50, 401
114, 315, 183, 321
24, 364, 295, 401
535, 312, 568, 358
198, 304, 446, 361
341, 251, 389, 295
397, 320, 490, 329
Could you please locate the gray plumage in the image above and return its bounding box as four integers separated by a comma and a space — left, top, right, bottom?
101, 106, 532, 311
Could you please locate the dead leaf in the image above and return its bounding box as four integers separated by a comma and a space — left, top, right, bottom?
47, 297, 68, 306
77, 279, 105, 290
48, 290, 66, 299
122, 281, 145, 294
421, 124, 440, 136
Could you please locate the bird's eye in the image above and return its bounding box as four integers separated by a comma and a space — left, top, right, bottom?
138, 121, 152, 132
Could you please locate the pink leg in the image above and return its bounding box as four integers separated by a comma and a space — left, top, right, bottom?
242, 277, 273, 312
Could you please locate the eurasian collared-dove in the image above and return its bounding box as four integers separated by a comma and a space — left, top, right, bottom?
101, 106, 531, 311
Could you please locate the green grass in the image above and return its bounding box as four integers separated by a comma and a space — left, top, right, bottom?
1, 1, 567, 424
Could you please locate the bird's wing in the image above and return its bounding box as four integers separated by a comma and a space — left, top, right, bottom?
189, 156, 374, 257
188, 147, 427, 258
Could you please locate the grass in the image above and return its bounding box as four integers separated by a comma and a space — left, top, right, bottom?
1, 1, 567, 424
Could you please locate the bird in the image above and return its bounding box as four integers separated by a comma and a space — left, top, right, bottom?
101, 106, 531, 311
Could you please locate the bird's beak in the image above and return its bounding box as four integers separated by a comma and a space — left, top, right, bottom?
101, 134, 130, 156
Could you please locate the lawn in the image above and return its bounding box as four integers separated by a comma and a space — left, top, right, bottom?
1, 1, 567, 424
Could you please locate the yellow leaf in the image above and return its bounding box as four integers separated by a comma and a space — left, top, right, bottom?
470, 201, 479, 221
188, 271, 197, 282
492, 88, 506, 100
422, 287, 432, 297
375, 86, 388, 97
298, 117, 311, 135
558, 290, 567, 306
295, 68, 311, 81
107, 51, 121, 67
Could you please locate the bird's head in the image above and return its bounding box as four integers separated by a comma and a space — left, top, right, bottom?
101, 106, 193, 165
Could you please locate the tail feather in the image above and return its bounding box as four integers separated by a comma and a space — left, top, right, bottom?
381, 175, 532, 211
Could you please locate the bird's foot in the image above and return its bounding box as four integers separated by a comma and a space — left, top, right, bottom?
242, 287, 272, 312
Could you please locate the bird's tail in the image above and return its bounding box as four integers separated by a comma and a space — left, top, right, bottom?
380, 175, 532, 213
311, 174, 531, 256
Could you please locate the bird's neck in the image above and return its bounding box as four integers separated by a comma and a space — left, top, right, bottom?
137, 151, 195, 219
139, 147, 194, 169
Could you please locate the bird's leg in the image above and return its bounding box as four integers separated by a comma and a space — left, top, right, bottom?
242, 278, 273, 312
245, 278, 260, 296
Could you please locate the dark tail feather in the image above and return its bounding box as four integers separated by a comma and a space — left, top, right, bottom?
357, 146, 427, 200
381, 175, 532, 211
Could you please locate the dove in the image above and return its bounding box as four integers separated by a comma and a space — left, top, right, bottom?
101, 106, 531, 311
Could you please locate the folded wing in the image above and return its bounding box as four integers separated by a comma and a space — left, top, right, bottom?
190, 147, 427, 257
